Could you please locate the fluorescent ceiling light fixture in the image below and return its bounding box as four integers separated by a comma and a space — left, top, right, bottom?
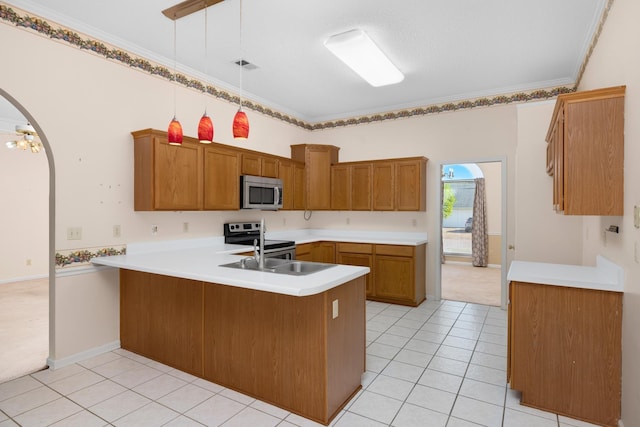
324, 29, 404, 87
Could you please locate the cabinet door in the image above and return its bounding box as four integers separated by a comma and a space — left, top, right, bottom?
374, 255, 414, 302
293, 162, 306, 210
373, 162, 395, 210
154, 137, 203, 210
296, 243, 313, 261
395, 159, 426, 211
553, 112, 564, 212
279, 160, 294, 210
312, 242, 335, 263
203, 146, 240, 210
261, 157, 279, 178
351, 163, 372, 210
337, 251, 373, 297
307, 148, 335, 210
331, 165, 351, 210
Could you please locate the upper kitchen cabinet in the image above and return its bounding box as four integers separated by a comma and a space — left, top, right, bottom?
291, 144, 340, 210
331, 162, 373, 211
203, 145, 240, 210
241, 152, 279, 178
132, 129, 203, 211
373, 158, 427, 211
546, 86, 625, 215
279, 159, 306, 210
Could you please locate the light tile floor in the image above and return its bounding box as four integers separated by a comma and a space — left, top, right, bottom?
0, 299, 601, 427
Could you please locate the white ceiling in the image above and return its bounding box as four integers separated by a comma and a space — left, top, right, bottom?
4, 0, 606, 125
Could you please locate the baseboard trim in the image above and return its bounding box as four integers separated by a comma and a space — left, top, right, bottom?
46, 340, 121, 370
0, 274, 48, 285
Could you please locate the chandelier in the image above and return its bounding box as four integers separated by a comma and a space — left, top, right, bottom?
5, 123, 43, 153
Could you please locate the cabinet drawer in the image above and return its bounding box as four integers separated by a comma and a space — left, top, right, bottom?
375, 244, 414, 257
337, 243, 373, 254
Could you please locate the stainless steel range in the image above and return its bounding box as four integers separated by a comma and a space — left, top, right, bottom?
224, 222, 296, 260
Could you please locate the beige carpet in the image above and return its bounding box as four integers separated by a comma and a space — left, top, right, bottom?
441, 263, 501, 306
0, 278, 49, 383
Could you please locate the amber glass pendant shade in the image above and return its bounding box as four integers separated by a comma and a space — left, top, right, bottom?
168, 117, 183, 145
232, 109, 249, 140
198, 113, 214, 143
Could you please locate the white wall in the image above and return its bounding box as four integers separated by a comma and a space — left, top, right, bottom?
0, 136, 48, 282
574, 0, 640, 425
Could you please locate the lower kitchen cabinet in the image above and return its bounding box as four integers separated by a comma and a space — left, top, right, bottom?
508, 281, 622, 427
312, 242, 336, 263
296, 243, 313, 261
337, 242, 426, 306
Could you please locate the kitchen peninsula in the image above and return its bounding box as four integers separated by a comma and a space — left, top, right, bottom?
91, 232, 379, 425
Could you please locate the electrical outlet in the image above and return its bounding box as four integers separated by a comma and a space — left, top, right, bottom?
151, 225, 158, 235
332, 299, 339, 319
26, 259, 32, 266
412, 218, 417, 227
183, 222, 189, 233
66, 227, 82, 240
346, 217, 350, 225
113, 225, 121, 238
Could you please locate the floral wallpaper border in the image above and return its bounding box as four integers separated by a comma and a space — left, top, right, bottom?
55, 246, 126, 268
0, 1, 613, 130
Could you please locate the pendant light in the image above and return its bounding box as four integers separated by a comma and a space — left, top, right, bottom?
197, 3, 214, 143
232, 0, 249, 140
168, 18, 183, 145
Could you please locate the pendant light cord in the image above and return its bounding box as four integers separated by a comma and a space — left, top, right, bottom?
239, 0, 243, 110
173, 18, 178, 118
203, 3, 208, 112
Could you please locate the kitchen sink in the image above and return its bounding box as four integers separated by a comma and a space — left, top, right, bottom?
219, 258, 336, 276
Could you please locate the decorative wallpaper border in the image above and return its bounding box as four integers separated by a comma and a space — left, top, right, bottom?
55, 246, 126, 268
0, 2, 611, 130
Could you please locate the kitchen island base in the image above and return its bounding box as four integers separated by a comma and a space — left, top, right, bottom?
120, 269, 366, 425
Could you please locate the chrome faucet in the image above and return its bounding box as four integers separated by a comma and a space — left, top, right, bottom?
253, 217, 266, 270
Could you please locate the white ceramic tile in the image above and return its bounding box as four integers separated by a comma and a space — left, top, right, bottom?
412, 330, 447, 344
157, 383, 215, 414
403, 339, 439, 355
0, 386, 61, 417
457, 315, 486, 326
458, 378, 506, 406
192, 377, 225, 394
391, 319, 423, 331
163, 415, 206, 426
435, 345, 473, 363
47, 370, 105, 395
464, 364, 506, 387
375, 333, 410, 348
427, 356, 469, 377
426, 317, 456, 327
89, 390, 151, 423
0, 420, 19, 427
418, 369, 463, 394
113, 402, 180, 427
77, 352, 122, 370
367, 321, 392, 333
0, 412, 6, 422
380, 361, 425, 383
392, 349, 433, 368
442, 335, 477, 351
419, 323, 451, 335
474, 341, 507, 357
406, 384, 456, 414
503, 407, 558, 427
367, 342, 401, 359
381, 308, 410, 319
113, 349, 154, 364
447, 327, 481, 341
558, 415, 602, 427
250, 399, 290, 419
110, 364, 162, 389
220, 387, 256, 405
470, 351, 506, 371
166, 368, 199, 383
145, 359, 174, 373
478, 331, 507, 346
367, 329, 383, 342
48, 409, 109, 426
31, 365, 87, 385
66, 379, 127, 408
132, 373, 188, 400
445, 417, 484, 427
366, 354, 391, 373
13, 397, 83, 427
348, 391, 403, 425
482, 324, 507, 336
0, 376, 42, 401
284, 412, 330, 427
366, 375, 414, 400
484, 316, 507, 327
401, 311, 432, 322
451, 395, 504, 426
186, 394, 246, 426
91, 357, 143, 379
371, 315, 400, 327
334, 411, 387, 427
361, 371, 378, 388
221, 406, 280, 427
391, 402, 448, 427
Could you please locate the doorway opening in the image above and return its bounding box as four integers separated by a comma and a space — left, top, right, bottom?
0, 91, 53, 382
440, 161, 504, 307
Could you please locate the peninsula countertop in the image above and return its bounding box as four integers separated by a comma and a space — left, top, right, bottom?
507, 255, 623, 293
91, 229, 427, 297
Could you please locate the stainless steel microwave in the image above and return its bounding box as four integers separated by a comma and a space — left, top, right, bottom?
240, 175, 283, 210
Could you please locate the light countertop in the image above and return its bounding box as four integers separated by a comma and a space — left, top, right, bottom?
91, 229, 427, 297
507, 255, 623, 293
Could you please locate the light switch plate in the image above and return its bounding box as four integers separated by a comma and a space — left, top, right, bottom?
332, 299, 339, 319
634, 205, 640, 228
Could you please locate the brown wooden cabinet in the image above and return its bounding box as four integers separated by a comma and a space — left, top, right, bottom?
242, 153, 279, 178
203, 145, 240, 210
312, 241, 336, 263
336, 243, 374, 297
280, 159, 306, 210
508, 281, 622, 427
336, 242, 426, 306
331, 164, 351, 210
351, 163, 373, 210
545, 86, 625, 215
296, 243, 313, 261
291, 144, 340, 210
395, 158, 427, 211
132, 129, 203, 211
372, 161, 395, 211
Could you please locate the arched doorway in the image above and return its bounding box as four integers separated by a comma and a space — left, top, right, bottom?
0, 90, 55, 381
